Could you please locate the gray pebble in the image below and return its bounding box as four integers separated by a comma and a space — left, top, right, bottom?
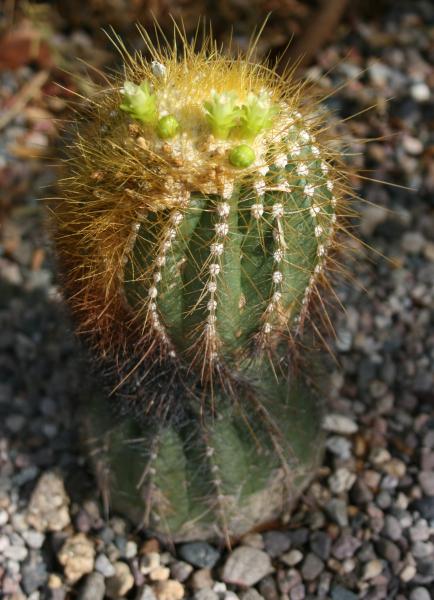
301, 553, 324, 581
410, 82, 430, 102
22, 530, 45, 550
350, 478, 373, 504
412, 497, 434, 520
382, 515, 402, 541
289, 583, 305, 600
409, 587, 431, 600
258, 577, 278, 600
170, 560, 193, 582
331, 586, 358, 600
179, 542, 220, 569
281, 549, 303, 567
332, 535, 361, 560
3, 544, 28, 561
136, 585, 158, 600
194, 589, 219, 600
322, 415, 358, 435
262, 531, 291, 558
409, 519, 430, 542
222, 547, 273, 587
21, 553, 47, 594
411, 541, 433, 559
375, 539, 401, 563
419, 472, 434, 496
0, 508, 9, 526
325, 436, 352, 460
325, 499, 348, 527
239, 589, 265, 600
78, 572, 105, 600
95, 553, 116, 577
402, 232, 425, 254
310, 531, 331, 561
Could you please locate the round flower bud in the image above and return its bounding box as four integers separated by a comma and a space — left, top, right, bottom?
157, 115, 180, 139
228, 144, 255, 169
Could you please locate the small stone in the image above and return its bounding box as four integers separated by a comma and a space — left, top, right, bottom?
194, 589, 219, 600
369, 447, 391, 465
154, 580, 185, 600
125, 540, 138, 559
27, 472, 70, 532
411, 497, 434, 520
326, 436, 352, 460
78, 573, 105, 600
332, 535, 361, 560
150, 567, 170, 582
106, 562, 134, 599
170, 561, 193, 583
419, 472, 434, 495
240, 589, 265, 600
402, 232, 425, 255
350, 478, 373, 504
362, 559, 383, 581
179, 542, 220, 569
402, 135, 423, 155
58, 534, 95, 583
335, 328, 352, 352
289, 584, 305, 600
241, 533, 264, 549
258, 575, 278, 600
376, 539, 400, 563
287, 529, 309, 547
360, 204, 388, 236
325, 499, 348, 527
3, 544, 28, 561
310, 531, 331, 561
323, 415, 358, 435
412, 541, 433, 559
328, 468, 356, 494
410, 82, 430, 102
0, 507, 9, 525
400, 564, 416, 582
95, 553, 116, 577
409, 587, 431, 600
22, 530, 45, 549
262, 531, 291, 558
222, 547, 273, 586
21, 553, 47, 593
382, 515, 402, 541
136, 585, 158, 600
281, 550, 303, 567
376, 491, 392, 509
301, 553, 324, 581
6, 413, 26, 432
212, 582, 227, 594
409, 519, 430, 542
331, 586, 358, 600
191, 569, 214, 591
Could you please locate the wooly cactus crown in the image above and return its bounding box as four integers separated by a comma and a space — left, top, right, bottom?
53, 31, 349, 541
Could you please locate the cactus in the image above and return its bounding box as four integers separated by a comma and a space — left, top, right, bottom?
53, 32, 347, 542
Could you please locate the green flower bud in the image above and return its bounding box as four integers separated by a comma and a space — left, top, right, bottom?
157, 115, 180, 139
120, 80, 157, 124
228, 144, 255, 168
204, 91, 241, 140
239, 91, 278, 139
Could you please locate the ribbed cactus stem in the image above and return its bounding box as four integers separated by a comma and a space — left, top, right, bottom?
54, 33, 348, 541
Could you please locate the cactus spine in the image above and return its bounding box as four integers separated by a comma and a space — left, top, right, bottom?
53, 32, 347, 541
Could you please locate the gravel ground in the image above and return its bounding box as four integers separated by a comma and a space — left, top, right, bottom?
1, 1, 434, 599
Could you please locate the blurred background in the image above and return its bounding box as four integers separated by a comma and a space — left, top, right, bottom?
0, 1, 433, 599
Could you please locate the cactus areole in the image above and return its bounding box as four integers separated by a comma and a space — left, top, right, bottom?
53, 33, 348, 542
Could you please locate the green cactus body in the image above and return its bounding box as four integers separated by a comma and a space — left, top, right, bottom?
55, 36, 346, 541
